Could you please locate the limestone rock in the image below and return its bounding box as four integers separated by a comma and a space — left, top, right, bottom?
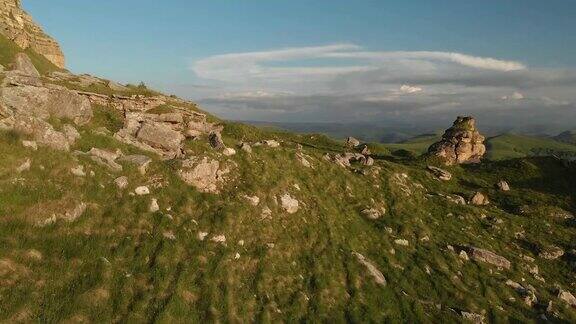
13, 115, 70, 151
178, 157, 230, 194
0, 1, 65, 67
466, 247, 511, 269
1, 85, 93, 125
135, 186, 150, 195
280, 193, 299, 214
88, 148, 122, 172
427, 166, 452, 181
263, 139, 280, 148
118, 155, 152, 175
13, 53, 39, 77
114, 176, 129, 190
222, 147, 236, 156
470, 192, 489, 206
345, 137, 360, 148
238, 142, 252, 153
21, 140, 37, 150
136, 122, 185, 154
428, 116, 486, 165
361, 207, 385, 220
539, 245, 564, 260
243, 195, 260, 206
296, 152, 312, 168
15, 157, 30, 172
496, 180, 510, 191
70, 165, 85, 177
149, 198, 160, 213
352, 252, 386, 286
558, 289, 576, 307
209, 131, 225, 150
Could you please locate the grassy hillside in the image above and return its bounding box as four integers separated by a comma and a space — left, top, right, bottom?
486, 133, 576, 160
554, 130, 576, 145
1, 114, 576, 322
1, 35, 576, 322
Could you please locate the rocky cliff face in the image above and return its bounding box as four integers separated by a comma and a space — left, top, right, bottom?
0, 0, 65, 68
428, 116, 486, 165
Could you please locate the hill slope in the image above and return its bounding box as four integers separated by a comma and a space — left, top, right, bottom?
1, 5, 576, 323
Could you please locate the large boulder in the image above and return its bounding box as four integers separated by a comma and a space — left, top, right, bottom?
12, 115, 71, 151
178, 157, 230, 194
14, 53, 39, 77
136, 121, 185, 153
1, 85, 93, 125
428, 116, 486, 165
466, 246, 511, 269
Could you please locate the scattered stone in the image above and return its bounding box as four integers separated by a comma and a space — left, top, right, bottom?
239, 142, 252, 153
243, 195, 260, 206
61, 202, 87, 222
149, 198, 160, 213
361, 208, 385, 220
25, 249, 43, 261
352, 252, 386, 286
261, 206, 272, 219
88, 148, 123, 172
428, 116, 486, 165
466, 247, 511, 269
135, 186, 150, 195
211, 235, 226, 244
70, 165, 86, 177
558, 289, 576, 307
62, 124, 80, 144
263, 140, 280, 148
296, 152, 312, 168
16, 158, 31, 172
280, 193, 299, 214
12, 115, 71, 151
208, 131, 225, 149
539, 245, 564, 260
197, 232, 208, 241
470, 192, 489, 206
234, 253, 241, 260
461, 311, 485, 324
163, 231, 176, 241
394, 239, 409, 246
178, 157, 230, 194
136, 121, 185, 154
427, 166, 452, 181
496, 180, 510, 191
346, 137, 360, 148
114, 176, 129, 190
459, 250, 469, 261
21, 140, 37, 150
222, 147, 236, 156
363, 157, 374, 166
118, 154, 152, 175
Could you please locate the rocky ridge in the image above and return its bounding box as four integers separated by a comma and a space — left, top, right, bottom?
0, 0, 65, 68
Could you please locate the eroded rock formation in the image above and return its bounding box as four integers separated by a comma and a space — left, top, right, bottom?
0, 0, 65, 68
428, 116, 486, 165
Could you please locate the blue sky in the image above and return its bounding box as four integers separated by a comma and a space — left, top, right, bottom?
24, 0, 576, 129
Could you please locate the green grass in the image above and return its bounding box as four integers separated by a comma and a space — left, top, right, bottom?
1, 117, 575, 322
486, 133, 576, 160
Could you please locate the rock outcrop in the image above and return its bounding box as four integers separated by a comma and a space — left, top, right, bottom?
0, 0, 65, 68
428, 116, 486, 165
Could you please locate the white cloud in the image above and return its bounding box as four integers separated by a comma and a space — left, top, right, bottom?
502, 91, 524, 100
183, 44, 575, 131
400, 85, 423, 94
